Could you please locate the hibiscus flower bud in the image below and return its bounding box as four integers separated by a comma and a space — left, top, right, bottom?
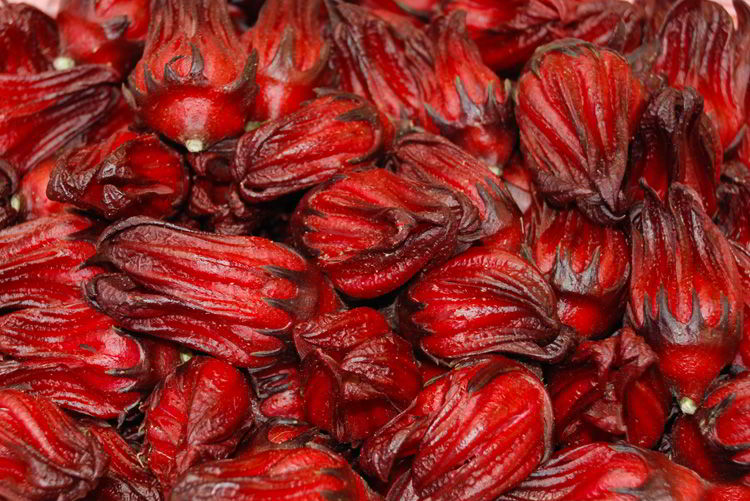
0, 2, 59, 75
251, 359, 305, 422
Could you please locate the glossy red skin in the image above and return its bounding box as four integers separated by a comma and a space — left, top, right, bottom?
48, 131, 189, 220
143, 356, 254, 496
532, 204, 630, 339
0, 390, 108, 501
0, 2, 59, 75
251, 359, 305, 422
0, 159, 17, 229
515, 39, 647, 225
671, 415, 732, 483
242, 0, 331, 120
399, 245, 573, 363
500, 150, 542, 236
292, 168, 478, 299
233, 91, 392, 203
82, 93, 138, 144
138, 337, 183, 390
294, 308, 422, 443
730, 242, 750, 369
17, 157, 68, 220
391, 131, 523, 251
128, 0, 257, 150
717, 163, 750, 254
85, 218, 335, 369
628, 184, 743, 404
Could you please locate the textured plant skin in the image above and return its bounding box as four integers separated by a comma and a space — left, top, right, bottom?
242, 0, 331, 120
85, 217, 338, 369
142, 356, 254, 496
0, 159, 18, 230
233, 91, 393, 203
625, 86, 723, 216
424, 11, 516, 166
57, 0, 150, 77
82, 92, 138, 145
361, 355, 553, 501
0, 2, 59, 75
0, 389, 108, 501
127, 0, 258, 151
670, 414, 730, 483
717, 163, 750, 254
501, 151, 542, 232
292, 168, 479, 299
628, 183, 743, 410
399, 245, 574, 363
515, 39, 647, 225
48, 131, 189, 220
16, 157, 68, 220
531, 204, 630, 339
730, 242, 750, 370
294, 307, 422, 443
251, 359, 305, 422
390, 131, 524, 251
547, 328, 671, 450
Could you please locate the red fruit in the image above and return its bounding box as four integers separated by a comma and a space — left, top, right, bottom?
85, 218, 333, 368
139, 337, 183, 390
650, 0, 750, 151
0, 2, 59, 75
628, 183, 743, 412
560, 1, 646, 54
0, 159, 17, 230
424, 12, 516, 166
531, 204, 630, 339
501, 151, 542, 230
82, 92, 137, 144
625, 86, 723, 216
0, 389, 108, 501
57, 0, 150, 77
547, 327, 671, 449
670, 414, 729, 483
251, 359, 305, 422
399, 245, 574, 363
515, 39, 647, 224
143, 356, 254, 495
292, 168, 479, 299
717, 162, 750, 253
730, 242, 750, 369
293, 308, 422, 443
242, 0, 331, 120
16, 157, 67, 220
48, 131, 189, 220
233, 91, 393, 203
390, 132, 524, 251
127, 0, 258, 152
0, 65, 119, 174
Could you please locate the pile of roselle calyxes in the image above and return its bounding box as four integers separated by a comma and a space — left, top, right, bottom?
3, 0, 750, 500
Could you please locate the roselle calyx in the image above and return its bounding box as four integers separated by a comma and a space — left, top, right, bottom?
0, 1, 59, 75
17, 157, 68, 220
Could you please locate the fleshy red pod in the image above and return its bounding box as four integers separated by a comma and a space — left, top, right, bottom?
85, 218, 335, 368
0, 2, 59, 75
717, 162, 750, 253
650, 0, 750, 151
251, 359, 305, 422
48, 131, 189, 220
515, 39, 647, 224
0, 214, 101, 309
139, 337, 183, 390
127, 0, 258, 152
0, 389, 108, 501
390, 132, 524, 251
83, 420, 161, 501
731, 242, 750, 369
17, 157, 68, 220
143, 356, 254, 495
628, 183, 743, 412
233, 91, 392, 203
670, 414, 730, 483
501, 151, 542, 233
57, 0, 150, 77
293, 308, 422, 443
424, 11, 516, 166
560, 1, 646, 54
547, 327, 671, 449
498, 442, 708, 501
531, 204, 630, 339
0, 299, 147, 418
243, 0, 331, 120
326, 0, 435, 126
0, 65, 119, 174
0, 159, 17, 230
625, 86, 723, 216
399, 245, 574, 363
82, 91, 137, 144
292, 168, 479, 299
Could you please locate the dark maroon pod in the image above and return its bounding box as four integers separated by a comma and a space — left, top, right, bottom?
0, 1, 59, 75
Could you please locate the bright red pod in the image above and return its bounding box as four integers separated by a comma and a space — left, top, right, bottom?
625, 86, 723, 216
48, 131, 189, 220
16, 157, 68, 220
242, 0, 331, 120
0, 2, 59, 75
516, 39, 646, 225
390, 131, 524, 251
57, 0, 150, 78
560, 1, 646, 54
233, 91, 393, 203
547, 327, 670, 450
424, 12, 516, 166
143, 356, 254, 495
399, 245, 573, 363
251, 359, 305, 422
628, 183, 743, 413
670, 414, 729, 483
82, 92, 137, 144
0, 65, 119, 175
292, 168, 478, 299
717, 163, 750, 253
650, 0, 750, 151
85, 218, 336, 369
327, 0, 435, 126
531, 204, 630, 339
0, 389, 108, 501
501, 151, 542, 233
293, 308, 422, 443
0, 159, 17, 230
730, 242, 750, 369
127, 0, 258, 152
138, 337, 183, 390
